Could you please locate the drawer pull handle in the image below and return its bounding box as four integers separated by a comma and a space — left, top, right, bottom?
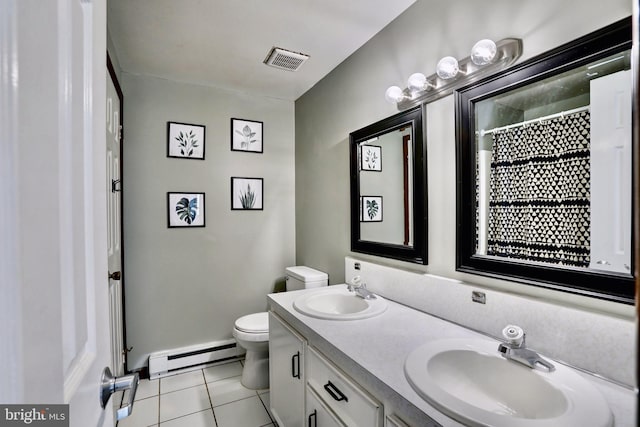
291, 351, 301, 379
323, 380, 348, 402
308, 409, 317, 427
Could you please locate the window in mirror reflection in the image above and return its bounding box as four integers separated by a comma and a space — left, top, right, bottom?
474, 50, 632, 274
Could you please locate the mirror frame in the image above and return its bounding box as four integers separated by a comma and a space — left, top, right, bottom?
455, 17, 635, 304
350, 106, 427, 264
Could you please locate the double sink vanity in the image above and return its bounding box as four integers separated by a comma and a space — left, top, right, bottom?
267, 16, 637, 427
268, 279, 633, 427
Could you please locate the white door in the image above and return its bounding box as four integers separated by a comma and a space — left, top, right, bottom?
107, 60, 126, 379
0, 1, 118, 426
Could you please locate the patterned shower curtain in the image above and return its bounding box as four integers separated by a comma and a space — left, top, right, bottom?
487, 110, 591, 267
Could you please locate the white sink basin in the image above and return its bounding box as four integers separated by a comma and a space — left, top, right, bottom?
293, 287, 387, 320
405, 338, 612, 427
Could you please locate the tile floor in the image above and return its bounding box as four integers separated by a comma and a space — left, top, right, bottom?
117, 360, 276, 427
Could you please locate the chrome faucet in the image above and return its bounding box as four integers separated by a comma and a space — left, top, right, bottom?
497, 325, 555, 372
347, 276, 377, 300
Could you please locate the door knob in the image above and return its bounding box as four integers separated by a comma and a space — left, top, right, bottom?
109, 271, 121, 281
100, 367, 139, 420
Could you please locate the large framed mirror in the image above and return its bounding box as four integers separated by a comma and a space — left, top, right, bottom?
350, 106, 427, 264
456, 17, 634, 303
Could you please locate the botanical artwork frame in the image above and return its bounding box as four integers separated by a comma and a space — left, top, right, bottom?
231, 177, 264, 210
231, 118, 263, 153
360, 145, 382, 171
167, 192, 206, 228
361, 196, 383, 222
167, 122, 206, 160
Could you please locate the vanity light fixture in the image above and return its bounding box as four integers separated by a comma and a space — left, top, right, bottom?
436, 56, 460, 79
386, 38, 523, 109
470, 39, 498, 66
407, 72, 435, 92
385, 85, 405, 103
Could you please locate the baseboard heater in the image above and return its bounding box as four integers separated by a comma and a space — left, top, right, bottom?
148, 339, 244, 379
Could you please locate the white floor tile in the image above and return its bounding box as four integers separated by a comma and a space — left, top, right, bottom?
214, 396, 271, 427
257, 392, 272, 419
203, 362, 243, 383
134, 378, 160, 401
160, 370, 205, 394
160, 384, 212, 422
117, 395, 159, 427
208, 376, 256, 407
159, 409, 216, 427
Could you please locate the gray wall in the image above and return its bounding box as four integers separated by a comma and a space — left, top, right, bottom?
122, 74, 295, 370
295, 0, 633, 318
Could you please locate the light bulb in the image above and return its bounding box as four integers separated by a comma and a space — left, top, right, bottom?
385, 86, 404, 103
436, 56, 459, 79
407, 73, 427, 92
471, 39, 497, 65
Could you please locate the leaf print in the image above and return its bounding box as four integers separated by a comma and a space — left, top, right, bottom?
366, 199, 379, 220
175, 129, 199, 157
176, 197, 198, 224
364, 148, 379, 169
239, 184, 256, 208
236, 124, 257, 149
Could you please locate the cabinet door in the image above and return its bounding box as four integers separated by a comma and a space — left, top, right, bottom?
269, 312, 306, 426
306, 386, 346, 427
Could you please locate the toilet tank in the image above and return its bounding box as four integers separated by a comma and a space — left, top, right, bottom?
285, 266, 328, 291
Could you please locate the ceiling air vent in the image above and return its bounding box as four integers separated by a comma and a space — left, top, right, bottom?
263, 47, 309, 71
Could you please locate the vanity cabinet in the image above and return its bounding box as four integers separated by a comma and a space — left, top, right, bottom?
270, 311, 383, 427
269, 312, 306, 426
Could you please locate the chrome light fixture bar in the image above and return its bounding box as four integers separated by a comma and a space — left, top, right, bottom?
388, 38, 523, 110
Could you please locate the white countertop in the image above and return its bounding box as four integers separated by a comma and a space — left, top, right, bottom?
268, 284, 636, 427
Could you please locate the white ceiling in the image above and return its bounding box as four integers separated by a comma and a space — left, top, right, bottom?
107, 0, 416, 101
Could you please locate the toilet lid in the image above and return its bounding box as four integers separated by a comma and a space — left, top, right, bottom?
235, 312, 269, 333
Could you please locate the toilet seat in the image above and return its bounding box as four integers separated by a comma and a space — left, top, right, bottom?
235, 312, 268, 333
233, 312, 269, 342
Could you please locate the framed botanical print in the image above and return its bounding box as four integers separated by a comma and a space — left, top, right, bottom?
231, 118, 263, 153
231, 177, 263, 210
361, 196, 383, 222
167, 122, 206, 160
360, 145, 382, 171
167, 192, 205, 227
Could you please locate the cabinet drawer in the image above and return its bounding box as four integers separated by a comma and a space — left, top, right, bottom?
306, 386, 345, 427
307, 346, 382, 427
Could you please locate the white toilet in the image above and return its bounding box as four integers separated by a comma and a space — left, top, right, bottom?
233, 266, 328, 389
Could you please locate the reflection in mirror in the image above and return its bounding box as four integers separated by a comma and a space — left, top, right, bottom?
456, 18, 634, 303
476, 50, 631, 273
350, 106, 427, 264
359, 127, 413, 246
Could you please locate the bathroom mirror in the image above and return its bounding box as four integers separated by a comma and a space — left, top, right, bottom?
456, 17, 634, 303
350, 106, 427, 264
